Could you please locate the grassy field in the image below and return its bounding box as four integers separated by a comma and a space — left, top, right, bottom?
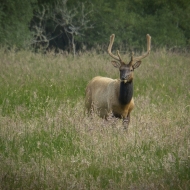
0, 48, 189, 189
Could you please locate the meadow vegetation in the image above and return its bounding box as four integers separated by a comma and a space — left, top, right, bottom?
0, 48, 189, 189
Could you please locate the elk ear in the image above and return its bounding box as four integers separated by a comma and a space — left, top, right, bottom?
132, 61, 141, 70
111, 61, 120, 68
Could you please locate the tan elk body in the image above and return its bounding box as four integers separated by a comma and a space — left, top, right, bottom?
85, 34, 151, 129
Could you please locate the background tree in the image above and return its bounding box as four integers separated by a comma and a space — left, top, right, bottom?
0, 0, 190, 50
51, 0, 93, 56
0, 0, 36, 48
83, 0, 189, 50
30, 5, 51, 50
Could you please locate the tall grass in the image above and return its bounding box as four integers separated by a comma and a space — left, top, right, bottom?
0, 48, 189, 189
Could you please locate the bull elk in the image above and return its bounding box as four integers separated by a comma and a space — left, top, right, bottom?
85, 34, 151, 129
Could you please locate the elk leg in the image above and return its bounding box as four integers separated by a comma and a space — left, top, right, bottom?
123, 114, 130, 130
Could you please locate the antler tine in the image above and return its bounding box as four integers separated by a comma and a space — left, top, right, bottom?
117, 50, 122, 61
132, 34, 151, 63
147, 34, 151, 52
108, 34, 122, 62
130, 51, 135, 62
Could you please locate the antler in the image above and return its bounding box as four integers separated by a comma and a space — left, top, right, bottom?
108, 34, 123, 62
130, 34, 151, 64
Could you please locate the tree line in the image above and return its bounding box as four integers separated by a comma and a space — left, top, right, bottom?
0, 0, 190, 53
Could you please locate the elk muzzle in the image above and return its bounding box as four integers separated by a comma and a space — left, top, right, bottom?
120, 68, 134, 83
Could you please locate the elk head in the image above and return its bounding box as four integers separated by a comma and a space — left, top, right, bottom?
108, 34, 151, 83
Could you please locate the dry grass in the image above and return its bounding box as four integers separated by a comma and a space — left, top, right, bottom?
0, 49, 189, 189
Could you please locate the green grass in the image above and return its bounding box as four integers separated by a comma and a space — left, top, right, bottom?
0, 48, 190, 189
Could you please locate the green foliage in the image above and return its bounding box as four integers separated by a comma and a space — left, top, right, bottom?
0, 0, 36, 48
0, 0, 190, 49
83, 0, 189, 49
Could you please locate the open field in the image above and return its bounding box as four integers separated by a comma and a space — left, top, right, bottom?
0, 49, 190, 189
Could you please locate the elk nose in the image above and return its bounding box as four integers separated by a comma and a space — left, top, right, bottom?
121, 74, 128, 80
121, 73, 126, 79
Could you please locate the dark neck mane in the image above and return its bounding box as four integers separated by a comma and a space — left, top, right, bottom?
119, 80, 133, 105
